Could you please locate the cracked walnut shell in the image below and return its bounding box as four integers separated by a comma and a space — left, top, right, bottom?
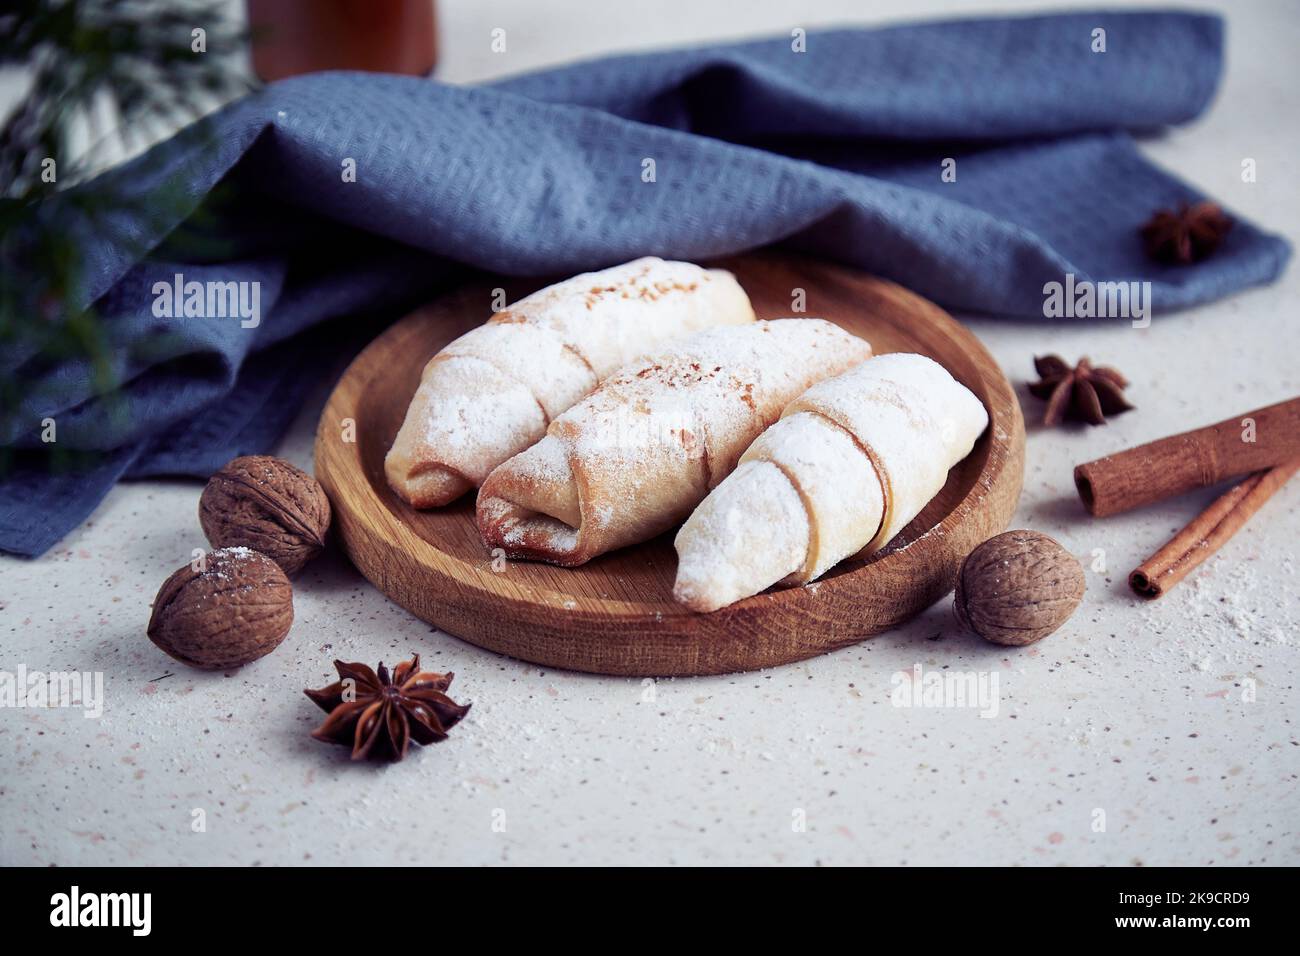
199, 455, 330, 575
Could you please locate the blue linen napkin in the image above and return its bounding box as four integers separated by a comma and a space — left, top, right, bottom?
0, 10, 1290, 557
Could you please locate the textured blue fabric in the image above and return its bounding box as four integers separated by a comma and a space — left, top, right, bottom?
0, 10, 1290, 556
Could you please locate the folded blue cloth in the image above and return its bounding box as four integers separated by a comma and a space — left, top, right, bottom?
1, 10, 1289, 557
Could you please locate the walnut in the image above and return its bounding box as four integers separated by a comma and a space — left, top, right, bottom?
199, 455, 330, 575
147, 548, 294, 669
953, 530, 1085, 646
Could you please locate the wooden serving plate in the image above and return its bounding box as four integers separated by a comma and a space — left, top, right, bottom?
315, 253, 1024, 676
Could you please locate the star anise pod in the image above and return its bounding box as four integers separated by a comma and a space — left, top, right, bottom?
305, 655, 470, 761
1028, 355, 1133, 427
1140, 201, 1233, 264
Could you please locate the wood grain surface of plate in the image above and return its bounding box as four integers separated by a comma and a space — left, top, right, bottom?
314, 253, 1025, 676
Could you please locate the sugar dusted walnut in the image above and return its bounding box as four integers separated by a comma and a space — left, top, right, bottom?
147, 548, 294, 669
954, 530, 1085, 646
199, 455, 330, 575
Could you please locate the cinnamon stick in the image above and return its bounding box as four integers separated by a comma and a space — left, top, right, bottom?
1074, 397, 1300, 517
1129, 461, 1299, 599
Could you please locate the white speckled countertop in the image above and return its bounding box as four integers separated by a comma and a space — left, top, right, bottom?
2, 1, 1297, 866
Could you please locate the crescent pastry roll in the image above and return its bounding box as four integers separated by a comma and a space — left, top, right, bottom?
673, 353, 988, 612
476, 320, 872, 566
385, 257, 756, 508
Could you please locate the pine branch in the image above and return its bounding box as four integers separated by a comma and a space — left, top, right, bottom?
0, 0, 255, 462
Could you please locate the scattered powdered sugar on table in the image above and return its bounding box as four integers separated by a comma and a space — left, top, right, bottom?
1129, 556, 1296, 671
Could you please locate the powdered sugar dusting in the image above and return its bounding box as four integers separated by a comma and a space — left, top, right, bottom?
490, 257, 754, 379
675, 353, 987, 608
389, 258, 754, 498
1129, 557, 1298, 672
788, 353, 986, 548
674, 459, 809, 611
565, 319, 870, 474
482, 320, 869, 564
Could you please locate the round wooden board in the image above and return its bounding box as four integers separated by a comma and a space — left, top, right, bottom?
314, 253, 1025, 676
